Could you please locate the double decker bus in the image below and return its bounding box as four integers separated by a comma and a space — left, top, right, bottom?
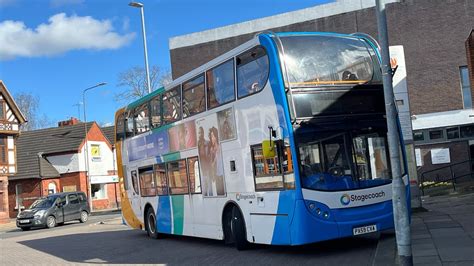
114, 32, 409, 249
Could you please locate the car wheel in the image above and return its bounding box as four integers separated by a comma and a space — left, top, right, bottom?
21, 227, 31, 231
79, 211, 88, 223
46, 216, 56, 229
231, 207, 249, 250
146, 208, 158, 239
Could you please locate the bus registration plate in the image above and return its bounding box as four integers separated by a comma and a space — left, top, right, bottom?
353, 225, 377, 235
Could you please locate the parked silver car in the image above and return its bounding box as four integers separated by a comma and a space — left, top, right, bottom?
16, 192, 90, 231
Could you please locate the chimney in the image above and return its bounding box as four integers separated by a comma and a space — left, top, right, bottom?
58, 117, 80, 127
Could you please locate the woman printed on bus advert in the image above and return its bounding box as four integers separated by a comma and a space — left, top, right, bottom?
208, 127, 225, 196
197, 126, 210, 195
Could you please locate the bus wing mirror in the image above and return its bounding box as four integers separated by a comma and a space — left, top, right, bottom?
262, 140, 276, 158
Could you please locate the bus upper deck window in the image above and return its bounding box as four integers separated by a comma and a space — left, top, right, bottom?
163, 86, 181, 124
237, 46, 269, 98
207, 59, 235, 109
150, 95, 162, 129
134, 104, 150, 134
183, 75, 205, 118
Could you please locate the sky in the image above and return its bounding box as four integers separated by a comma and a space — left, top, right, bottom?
0, 0, 332, 127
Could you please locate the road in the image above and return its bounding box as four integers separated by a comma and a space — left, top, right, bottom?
0, 213, 396, 265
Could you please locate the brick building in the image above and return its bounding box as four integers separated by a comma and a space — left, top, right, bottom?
8, 119, 120, 218
0, 81, 26, 223
167, 0, 474, 194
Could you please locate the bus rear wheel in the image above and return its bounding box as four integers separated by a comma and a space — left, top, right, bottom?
230, 206, 249, 250
146, 207, 159, 239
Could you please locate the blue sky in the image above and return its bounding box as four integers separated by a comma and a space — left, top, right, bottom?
0, 0, 331, 127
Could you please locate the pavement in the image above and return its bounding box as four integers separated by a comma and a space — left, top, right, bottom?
410, 192, 474, 265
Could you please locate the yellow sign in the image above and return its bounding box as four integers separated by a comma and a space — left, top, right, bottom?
91, 144, 101, 158
262, 140, 276, 158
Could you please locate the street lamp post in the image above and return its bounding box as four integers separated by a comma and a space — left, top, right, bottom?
83, 82, 107, 213
129, 1, 152, 94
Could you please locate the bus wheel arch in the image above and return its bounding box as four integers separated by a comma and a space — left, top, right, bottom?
222, 201, 250, 250
143, 203, 158, 239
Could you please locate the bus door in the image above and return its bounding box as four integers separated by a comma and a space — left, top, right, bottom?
128, 169, 142, 216
248, 141, 291, 244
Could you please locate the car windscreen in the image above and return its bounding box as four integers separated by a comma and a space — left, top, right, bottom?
29, 196, 57, 209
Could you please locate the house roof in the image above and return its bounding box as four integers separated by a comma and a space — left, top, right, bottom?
101, 125, 115, 145
11, 122, 95, 181
0, 80, 27, 124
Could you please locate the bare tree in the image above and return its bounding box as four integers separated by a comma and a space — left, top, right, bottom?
14, 92, 54, 131
115, 65, 172, 103
14, 92, 39, 131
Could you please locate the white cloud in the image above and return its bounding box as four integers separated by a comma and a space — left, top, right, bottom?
0, 13, 136, 60
50, 0, 84, 8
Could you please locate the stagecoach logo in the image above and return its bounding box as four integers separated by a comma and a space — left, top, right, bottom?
340, 194, 351, 205
236, 193, 256, 201
340, 191, 386, 206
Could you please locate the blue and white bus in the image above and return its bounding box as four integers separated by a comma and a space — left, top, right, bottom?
114, 32, 408, 249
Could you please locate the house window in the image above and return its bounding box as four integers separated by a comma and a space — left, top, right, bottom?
0, 137, 6, 164
91, 183, 107, 199
429, 130, 444, 140
460, 66, 472, 109
0, 101, 4, 120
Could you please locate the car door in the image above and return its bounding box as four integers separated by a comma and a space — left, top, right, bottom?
65, 194, 80, 221
54, 196, 66, 223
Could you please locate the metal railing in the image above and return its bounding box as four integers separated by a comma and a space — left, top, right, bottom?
420, 159, 474, 195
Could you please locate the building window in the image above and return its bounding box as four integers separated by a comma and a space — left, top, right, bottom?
0, 137, 6, 164
460, 125, 474, 138
429, 130, 444, 140
446, 127, 460, 139
0, 101, 4, 120
413, 131, 424, 142
91, 184, 107, 199
460, 66, 472, 109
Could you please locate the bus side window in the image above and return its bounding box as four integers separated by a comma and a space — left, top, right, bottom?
163, 86, 181, 124
122, 165, 129, 191
187, 157, 201, 194
167, 160, 189, 195
134, 104, 150, 134
125, 112, 134, 138
115, 113, 125, 141
207, 59, 235, 109
281, 144, 295, 189
150, 95, 162, 128
154, 163, 168, 195
250, 143, 284, 190
131, 170, 139, 195
237, 46, 269, 98
139, 166, 155, 197
183, 74, 206, 118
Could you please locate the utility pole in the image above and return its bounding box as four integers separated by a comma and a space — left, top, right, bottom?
375, 0, 413, 265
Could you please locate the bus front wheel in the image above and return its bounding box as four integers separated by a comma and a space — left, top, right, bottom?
146, 207, 159, 239
230, 207, 249, 250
